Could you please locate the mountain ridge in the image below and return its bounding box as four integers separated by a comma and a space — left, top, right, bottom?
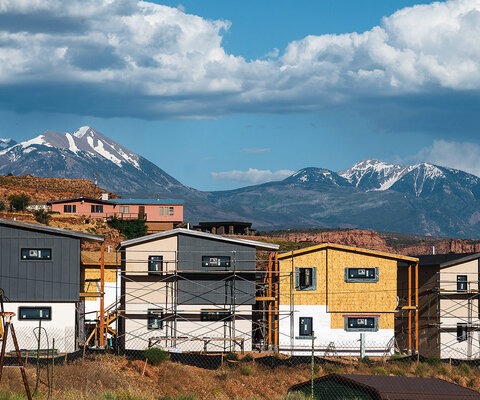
1, 127, 480, 237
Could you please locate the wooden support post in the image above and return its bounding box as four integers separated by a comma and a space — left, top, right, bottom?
408, 265, 412, 353
274, 252, 279, 348
99, 243, 105, 347
267, 252, 273, 347
415, 262, 419, 355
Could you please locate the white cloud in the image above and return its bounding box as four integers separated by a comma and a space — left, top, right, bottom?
211, 168, 294, 184
415, 139, 480, 177
1, 0, 480, 122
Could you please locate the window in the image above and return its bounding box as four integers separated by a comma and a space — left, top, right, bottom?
202, 256, 231, 268
457, 275, 468, 291
148, 255, 163, 274
21, 248, 52, 260
119, 205, 130, 214
344, 316, 378, 332
345, 267, 379, 283
147, 309, 163, 329
19, 307, 51, 320
91, 205, 103, 213
295, 267, 316, 290
457, 323, 468, 342
200, 309, 231, 321
299, 317, 313, 337
159, 206, 174, 216
63, 204, 76, 213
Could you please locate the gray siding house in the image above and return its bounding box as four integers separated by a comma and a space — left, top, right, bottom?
0, 218, 103, 352
118, 228, 278, 352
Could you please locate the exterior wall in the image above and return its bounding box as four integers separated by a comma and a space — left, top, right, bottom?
0, 224, 80, 302
4, 302, 77, 353
121, 233, 259, 351
278, 305, 394, 356
83, 266, 119, 319
124, 304, 252, 352
50, 200, 115, 218
51, 200, 183, 224
278, 247, 399, 355
438, 259, 480, 359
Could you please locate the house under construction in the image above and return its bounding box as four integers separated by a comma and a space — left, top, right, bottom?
117, 228, 279, 352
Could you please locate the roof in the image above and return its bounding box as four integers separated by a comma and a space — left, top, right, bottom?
0, 218, 104, 242
290, 374, 480, 400
416, 252, 480, 268
81, 251, 119, 266
109, 199, 184, 205
119, 228, 279, 251
198, 221, 252, 227
278, 243, 418, 264
48, 196, 112, 205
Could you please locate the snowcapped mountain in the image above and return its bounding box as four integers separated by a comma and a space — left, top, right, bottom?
283, 167, 351, 187
0, 126, 201, 199
339, 159, 411, 191
3, 125, 480, 237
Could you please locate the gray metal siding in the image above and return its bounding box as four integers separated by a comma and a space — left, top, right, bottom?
177, 234, 256, 305
0, 225, 80, 301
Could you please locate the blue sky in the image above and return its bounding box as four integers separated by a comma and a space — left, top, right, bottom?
1, 0, 480, 191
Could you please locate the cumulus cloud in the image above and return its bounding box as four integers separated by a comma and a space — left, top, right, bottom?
211, 168, 295, 184
1, 0, 480, 128
415, 140, 480, 177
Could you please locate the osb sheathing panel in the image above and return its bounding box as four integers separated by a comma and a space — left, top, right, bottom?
278, 249, 327, 305
330, 312, 395, 329
327, 249, 397, 313
279, 248, 398, 315
84, 267, 117, 282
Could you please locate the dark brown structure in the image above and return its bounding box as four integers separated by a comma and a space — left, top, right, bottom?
289, 374, 480, 399
194, 221, 253, 236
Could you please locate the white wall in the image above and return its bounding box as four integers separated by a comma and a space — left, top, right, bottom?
278, 305, 394, 356
3, 302, 77, 353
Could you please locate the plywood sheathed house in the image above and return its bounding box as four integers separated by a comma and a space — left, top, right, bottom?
0, 218, 104, 353
118, 228, 278, 352
278, 243, 418, 356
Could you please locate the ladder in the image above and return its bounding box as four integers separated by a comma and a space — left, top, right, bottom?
0, 311, 33, 400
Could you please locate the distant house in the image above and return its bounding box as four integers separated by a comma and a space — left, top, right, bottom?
0, 218, 104, 353
118, 228, 278, 352
277, 244, 418, 356
397, 252, 480, 359
289, 374, 480, 400
194, 221, 254, 236
48, 196, 184, 233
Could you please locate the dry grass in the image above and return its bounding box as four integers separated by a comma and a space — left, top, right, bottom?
1, 354, 480, 400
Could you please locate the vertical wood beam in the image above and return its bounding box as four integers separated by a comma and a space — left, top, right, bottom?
415, 262, 419, 355
408, 264, 412, 353
99, 243, 105, 347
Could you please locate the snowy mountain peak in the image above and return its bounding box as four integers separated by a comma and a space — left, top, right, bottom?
73, 126, 92, 139
285, 167, 350, 187
0, 138, 17, 151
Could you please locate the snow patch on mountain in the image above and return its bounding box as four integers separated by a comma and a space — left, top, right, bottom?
65, 133, 79, 154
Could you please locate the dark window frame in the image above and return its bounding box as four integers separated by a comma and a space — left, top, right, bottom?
344, 267, 379, 283
200, 309, 232, 321
63, 204, 76, 213
18, 306, 52, 320
90, 204, 104, 213
299, 317, 313, 337
344, 316, 379, 332
457, 275, 468, 291
148, 255, 163, 275
457, 323, 468, 342
295, 267, 317, 291
147, 309, 163, 330
201, 256, 231, 268
20, 248, 52, 260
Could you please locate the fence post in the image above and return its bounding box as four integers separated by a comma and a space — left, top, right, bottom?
311, 330, 315, 400
360, 333, 365, 359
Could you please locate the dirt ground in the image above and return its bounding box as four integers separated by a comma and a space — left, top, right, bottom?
2, 354, 480, 400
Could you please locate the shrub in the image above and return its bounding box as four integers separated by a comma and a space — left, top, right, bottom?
373, 367, 389, 376
143, 347, 169, 365
107, 217, 147, 239
241, 353, 254, 362
240, 365, 253, 376
8, 193, 30, 212
459, 363, 472, 376
0, 201, 5, 211
33, 209, 51, 225
224, 352, 239, 361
